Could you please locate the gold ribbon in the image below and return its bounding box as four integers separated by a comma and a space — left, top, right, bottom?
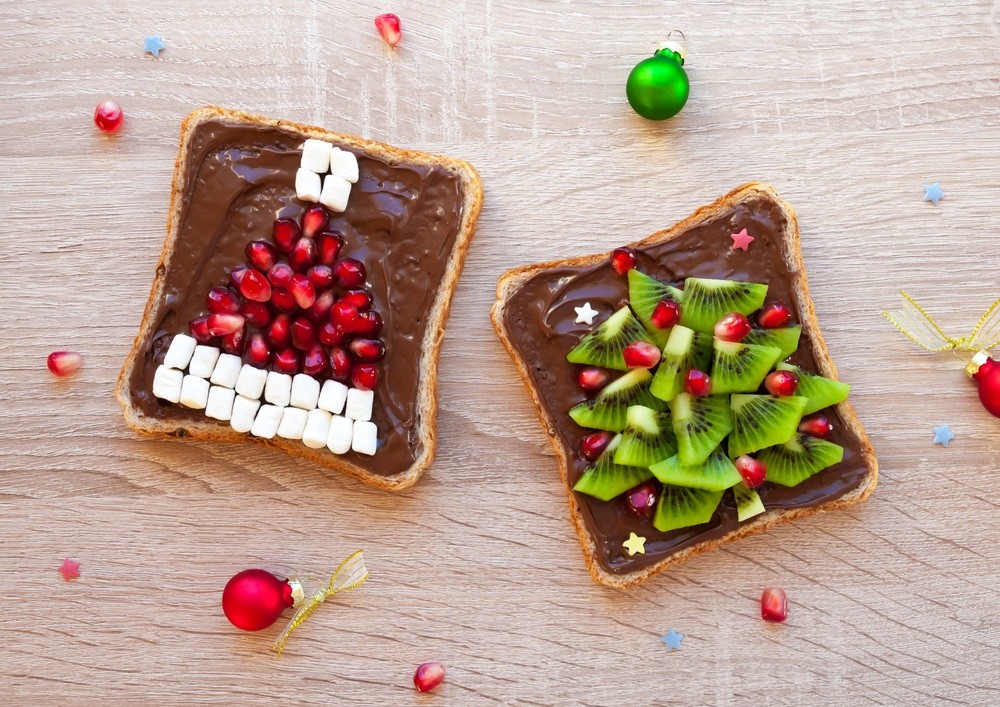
882, 291, 1000, 354
271, 550, 369, 656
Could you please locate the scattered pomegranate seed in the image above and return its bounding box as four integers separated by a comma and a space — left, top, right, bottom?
47, 351, 82, 377
610, 247, 637, 275
317, 231, 345, 265
714, 312, 751, 342
375, 13, 403, 47
765, 370, 799, 396
246, 332, 272, 367
229, 264, 250, 288
758, 302, 793, 329
353, 311, 383, 336
289, 237, 317, 273
272, 219, 301, 253
240, 300, 272, 328
334, 258, 367, 288
318, 321, 345, 347
266, 314, 292, 348
245, 240, 278, 272
577, 367, 609, 393
221, 327, 245, 355
300, 205, 329, 238
238, 268, 272, 303
734, 455, 767, 488
207, 313, 245, 337
290, 317, 317, 351
205, 287, 241, 315
341, 289, 373, 311
350, 338, 386, 362
623, 341, 661, 368
625, 481, 658, 516
352, 363, 378, 390
307, 291, 335, 323
651, 299, 682, 329
270, 287, 297, 314
329, 347, 353, 380
307, 264, 334, 290
274, 347, 301, 375
267, 262, 295, 288
579, 431, 613, 461
685, 369, 712, 396
761, 587, 788, 622
93, 100, 124, 133
331, 301, 361, 330
302, 344, 329, 377
189, 315, 212, 342
798, 414, 833, 438
413, 661, 444, 694
289, 274, 317, 309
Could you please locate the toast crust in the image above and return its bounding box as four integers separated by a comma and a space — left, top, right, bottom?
491, 183, 878, 587
115, 107, 484, 491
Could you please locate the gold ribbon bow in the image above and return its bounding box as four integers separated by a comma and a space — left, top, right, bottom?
882, 291, 1000, 355
271, 550, 369, 656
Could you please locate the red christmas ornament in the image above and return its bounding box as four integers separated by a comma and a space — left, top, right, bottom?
967, 352, 1000, 418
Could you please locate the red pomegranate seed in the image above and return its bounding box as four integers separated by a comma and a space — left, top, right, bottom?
765, 370, 799, 396
714, 312, 751, 342
329, 347, 353, 380
307, 265, 334, 290
289, 237, 317, 273
300, 205, 329, 238
651, 299, 682, 329
207, 313, 245, 337
267, 262, 295, 288
375, 13, 403, 47
610, 247, 637, 275
331, 301, 361, 330
625, 481, 658, 516
229, 264, 250, 288
270, 288, 297, 314
352, 363, 378, 390
245, 240, 278, 272
238, 268, 272, 303
272, 218, 301, 253
349, 338, 386, 362
221, 327, 245, 355
47, 351, 83, 377
798, 414, 833, 439
289, 274, 317, 309
93, 100, 124, 133
413, 662, 444, 694
623, 341, 661, 368
734, 455, 767, 488
577, 367, 609, 392
341, 289, 373, 311
189, 315, 212, 342
307, 291, 335, 323
274, 347, 301, 375
317, 231, 345, 265
758, 302, 793, 329
354, 311, 383, 336
685, 369, 712, 396
579, 431, 613, 461
266, 314, 292, 348
302, 344, 329, 377
318, 321, 345, 347
334, 258, 367, 288
240, 300, 272, 328
246, 332, 272, 367
761, 586, 788, 622
290, 317, 317, 351
205, 287, 240, 315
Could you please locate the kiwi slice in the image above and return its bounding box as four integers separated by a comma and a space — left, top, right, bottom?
757, 432, 845, 487
567, 306, 653, 370
653, 484, 724, 532
776, 362, 851, 414
573, 435, 653, 501
614, 405, 678, 467
669, 393, 734, 465
710, 340, 783, 395
650, 325, 713, 402
733, 482, 766, 521
628, 269, 683, 347
678, 278, 769, 334
649, 446, 741, 491
744, 326, 801, 360
569, 369, 666, 431
728, 394, 808, 458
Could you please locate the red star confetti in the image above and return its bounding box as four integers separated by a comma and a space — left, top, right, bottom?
731, 228, 754, 251
58, 558, 80, 580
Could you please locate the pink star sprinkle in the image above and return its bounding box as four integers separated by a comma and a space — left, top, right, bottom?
731, 228, 755, 251
58, 558, 80, 580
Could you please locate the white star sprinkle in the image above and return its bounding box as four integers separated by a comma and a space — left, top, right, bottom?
574, 302, 599, 325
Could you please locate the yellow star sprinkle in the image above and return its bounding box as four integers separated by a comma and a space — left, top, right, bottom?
622, 532, 646, 556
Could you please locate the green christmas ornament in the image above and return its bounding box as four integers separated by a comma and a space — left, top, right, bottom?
626, 40, 689, 120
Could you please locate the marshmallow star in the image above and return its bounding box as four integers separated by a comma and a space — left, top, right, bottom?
731, 228, 755, 251
661, 629, 684, 651
574, 302, 599, 325
143, 35, 166, 58
622, 532, 646, 556
933, 424, 954, 447
923, 182, 945, 205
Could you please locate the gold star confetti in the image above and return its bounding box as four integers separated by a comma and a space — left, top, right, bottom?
622, 532, 646, 556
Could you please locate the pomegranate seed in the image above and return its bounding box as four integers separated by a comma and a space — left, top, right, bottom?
270, 287, 297, 314
318, 321, 345, 347
579, 431, 613, 461
47, 351, 82, 377
290, 317, 317, 351
274, 347, 301, 375
375, 13, 403, 47
229, 264, 249, 288
267, 263, 295, 288
307, 265, 334, 290
798, 414, 833, 439
334, 258, 367, 288
221, 327, 245, 355
93, 100, 124, 133
625, 481, 658, 516
413, 662, 444, 694
758, 302, 793, 329
205, 287, 241, 315
307, 291, 335, 323
685, 369, 712, 396
349, 338, 386, 362
331, 301, 361, 330
245, 240, 278, 272
765, 370, 799, 396
272, 218, 301, 253
577, 367, 609, 392
623, 341, 661, 368
317, 231, 345, 265
354, 311, 383, 336
302, 344, 329, 377
189, 315, 212, 342
610, 247, 637, 275
341, 289, 373, 311
714, 312, 751, 342
246, 332, 272, 367
240, 300, 272, 328
734, 455, 767, 488
289, 237, 317, 273
207, 313, 245, 337
761, 587, 788, 622
289, 274, 317, 309
238, 268, 272, 303
352, 363, 378, 390
300, 205, 329, 238
266, 314, 292, 349
329, 347, 353, 380
651, 299, 682, 329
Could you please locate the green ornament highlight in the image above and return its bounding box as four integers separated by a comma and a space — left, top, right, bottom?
626, 41, 689, 121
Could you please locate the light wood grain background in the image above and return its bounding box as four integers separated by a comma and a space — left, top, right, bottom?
1, 0, 998, 704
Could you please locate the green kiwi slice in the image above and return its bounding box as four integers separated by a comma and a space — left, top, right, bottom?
757, 432, 845, 487
728, 394, 807, 458
653, 484, 725, 532
669, 393, 734, 465
678, 278, 769, 334
569, 369, 667, 431
613, 405, 678, 467
567, 306, 653, 370
743, 326, 801, 360
733, 482, 766, 521
627, 269, 683, 347
650, 325, 713, 402
710, 340, 783, 395
573, 435, 653, 501
649, 445, 742, 491
776, 362, 851, 415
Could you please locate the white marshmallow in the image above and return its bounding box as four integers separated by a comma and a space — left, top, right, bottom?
277, 407, 308, 440
300, 139, 332, 173
235, 365, 268, 399
319, 174, 351, 212
152, 365, 183, 403
318, 379, 349, 415
205, 386, 236, 421
209, 353, 242, 388
230, 395, 261, 433
302, 409, 333, 449
264, 371, 293, 407
296, 168, 322, 203
352, 420, 378, 456
179, 375, 210, 409
345, 388, 374, 421
327, 415, 354, 454
188, 345, 220, 378
163, 334, 197, 370
329, 147, 359, 183
251, 404, 284, 439
290, 374, 320, 410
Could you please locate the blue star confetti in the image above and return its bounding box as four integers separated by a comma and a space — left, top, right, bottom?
923, 182, 944, 205
933, 424, 954, 447
660, 628, 684, 651
143, 35, 166, 58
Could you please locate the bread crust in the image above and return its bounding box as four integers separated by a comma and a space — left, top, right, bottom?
490, 183, 878, 587
115, 106, 484, 491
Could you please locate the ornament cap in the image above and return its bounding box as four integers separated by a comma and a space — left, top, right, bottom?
288, 578, 305, 608
655, 40, 685, 64
966, 350, 990, 378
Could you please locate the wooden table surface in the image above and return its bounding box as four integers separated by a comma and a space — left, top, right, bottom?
2, 1, 998, 704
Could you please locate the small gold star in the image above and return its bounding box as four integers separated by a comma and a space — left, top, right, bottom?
622, 532, 646, 556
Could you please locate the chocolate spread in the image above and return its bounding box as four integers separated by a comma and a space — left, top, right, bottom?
128, 120, 466, 477
502, 198, 871, 574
